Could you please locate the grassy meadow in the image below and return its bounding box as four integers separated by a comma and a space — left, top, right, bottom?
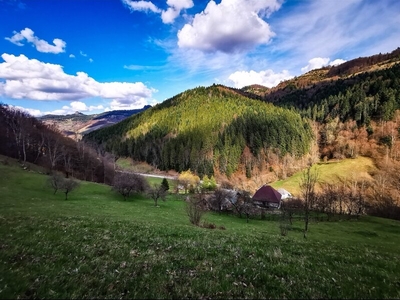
0, 157, 400, 298
271, 156, 376, 196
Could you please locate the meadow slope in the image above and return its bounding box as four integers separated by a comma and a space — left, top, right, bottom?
0, 159, 399, 299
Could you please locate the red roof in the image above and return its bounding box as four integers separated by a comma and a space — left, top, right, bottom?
252, 185, 282, 203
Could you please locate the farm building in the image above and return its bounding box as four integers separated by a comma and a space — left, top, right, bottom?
277, 188, 292, 199
252, 185, 282, 209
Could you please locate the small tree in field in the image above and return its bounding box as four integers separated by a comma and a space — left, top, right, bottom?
300, 165, 319, 238
47, 173, 65, 195
62, 178, 80, 200
147, 183, 167, 207
178, 170, 200, 194
47, 173, 79, 200
201, 175, 217, 191
186, 196, 204, 226
112, 172, 149, 200
161, 178, 170, 191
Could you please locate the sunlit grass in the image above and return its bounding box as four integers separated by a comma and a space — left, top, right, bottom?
0, 160, 399, 299
271, 156, 376, 196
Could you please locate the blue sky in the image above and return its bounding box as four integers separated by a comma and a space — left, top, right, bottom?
0, 0, 399, 117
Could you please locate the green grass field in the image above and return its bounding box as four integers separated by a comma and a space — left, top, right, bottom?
271, 156, 376, 196
0, 158, 399, 298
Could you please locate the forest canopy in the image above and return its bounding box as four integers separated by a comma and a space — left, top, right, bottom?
85, 85, 313, 177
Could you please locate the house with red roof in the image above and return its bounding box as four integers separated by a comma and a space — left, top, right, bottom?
252, 185, 282, 209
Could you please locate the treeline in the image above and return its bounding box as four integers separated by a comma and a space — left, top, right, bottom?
268, 63, 400, 126
0, 104, 114, 184
85, 85, 313, 177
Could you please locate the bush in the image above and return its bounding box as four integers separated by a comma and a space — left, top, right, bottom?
185, 196, 204, 226
47, 173, 65, 195
112, 172, 149, 200
47, 173, 79, 200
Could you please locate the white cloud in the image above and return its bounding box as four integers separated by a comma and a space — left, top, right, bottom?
10, 105, 43, 118
80, 50, 87, 57
122, 0, 193, 24
0, 53, 156, 110
122, 0, 161, 13
177, 0, 281, 53
161, 0, 194, 24
89, 58, 94, 63
5, 28, 66, 54
301, 57, 347, 73
70, 101, 103, 112
228, 69, 292, 88
330, 59, 346, 66
14, 101, 106, 117
301, 57, 330, 73
69, 54, 75, 58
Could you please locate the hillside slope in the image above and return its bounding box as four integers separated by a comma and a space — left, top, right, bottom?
85, 85, 313, 177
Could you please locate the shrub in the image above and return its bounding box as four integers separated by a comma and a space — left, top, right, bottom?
185, 196, 204, 226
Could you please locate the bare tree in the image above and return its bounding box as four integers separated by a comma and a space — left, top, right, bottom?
47, 173, 79, 200
240, 191, 256, 223
300, 164, 319, 238
62, 178, 80, 200
147, 183, 167, 207
2, 106, 35, 164
211, 188, 231, 214
47, 173, 65, 195
281, 198, 303, 225
112, 172, 149, 200
42, 125, 64, 170
185, 195, 205, 226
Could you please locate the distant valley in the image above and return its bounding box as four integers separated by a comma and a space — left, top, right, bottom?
39, 105, 151, 140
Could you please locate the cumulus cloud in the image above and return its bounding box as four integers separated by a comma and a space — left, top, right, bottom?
122, 0, 192, 23
330, 59, 346, 66
301, 57, 347, 73
228, 69, 292, 88
161, 0, 194, 24
80, 50, 87, 57
5, 28, 66, 54
177, 0, 281, 53
69, 54, 75, 58
10, 105, 43, 118
301, 57, 330, 73
0, 53, 156, 109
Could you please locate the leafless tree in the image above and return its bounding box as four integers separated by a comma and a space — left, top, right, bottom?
42, 125, 64, 170
47, 173, 65, 195
281, 198, 303, 225
240, 191, 256, 223
147, 183, 167, 207
112, 172, 149, 200
185, 195, 205, 226
211, 188, 231, 214
62, 178, 80, 200
300, 164, 319, 238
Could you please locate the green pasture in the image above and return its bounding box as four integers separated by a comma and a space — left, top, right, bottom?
0, 158, 399, 299
271, 156, 376, 196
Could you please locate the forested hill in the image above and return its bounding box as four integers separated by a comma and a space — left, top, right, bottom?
262, 48, 400, 125
85, 85, 313, 177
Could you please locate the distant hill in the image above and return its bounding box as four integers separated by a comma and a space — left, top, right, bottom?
40, 105, 151, 139
85, 85, 313, 178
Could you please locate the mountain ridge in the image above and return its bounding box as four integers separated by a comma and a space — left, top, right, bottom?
39, 105, 151, 139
